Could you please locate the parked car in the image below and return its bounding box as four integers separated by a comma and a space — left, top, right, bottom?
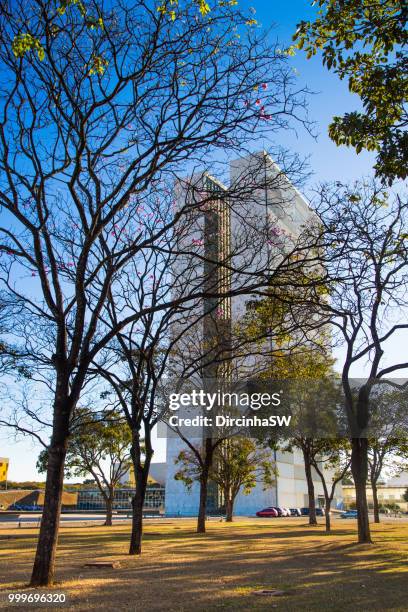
281, 507, 291, 517
256, 507, 279, 518
300, 507, 324, 516
341, 510, 358, 519
290, 508, 301, 516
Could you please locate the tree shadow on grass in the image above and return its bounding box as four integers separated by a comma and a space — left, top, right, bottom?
1, 522, 407, 611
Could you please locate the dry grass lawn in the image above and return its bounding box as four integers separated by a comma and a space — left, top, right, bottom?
0, 518, 407, 610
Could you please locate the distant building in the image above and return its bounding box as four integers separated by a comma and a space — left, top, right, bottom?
77, 485, 165, 512
118, 462, 167, 487
165, 153, 343, 516
0, 457, 9, 483
342, 472, 408, 512
0, 489, 77, 510
166, 444, 343, 516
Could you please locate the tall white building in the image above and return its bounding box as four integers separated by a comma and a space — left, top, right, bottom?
165, 152, 342, 516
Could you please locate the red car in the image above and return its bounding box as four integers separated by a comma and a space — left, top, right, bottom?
256, 507, 279, 518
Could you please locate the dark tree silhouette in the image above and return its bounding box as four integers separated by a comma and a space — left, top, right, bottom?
301, 182, 408, 543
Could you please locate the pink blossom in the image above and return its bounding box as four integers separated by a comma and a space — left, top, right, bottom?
259, 108, 272, 120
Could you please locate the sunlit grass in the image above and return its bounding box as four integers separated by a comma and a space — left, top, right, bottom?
0, 518, 407, 610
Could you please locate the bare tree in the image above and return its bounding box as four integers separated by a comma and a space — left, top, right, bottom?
37, 408, 131, 526
93, 161, 318, 546
369, 437, 408, 522
367, 388, 408, 522
301, 182, 408, 543
310, 440, 351, 532
282, 435, 340, 528
0, 0, 311, 585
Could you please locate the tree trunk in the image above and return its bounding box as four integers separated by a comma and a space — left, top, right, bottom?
351, 437, 372, 543
324, 498, 331, 532
371, 479, 380, 523
312, 460, 333, 533
129, 486, 144, 555
30, 406, 70, 586
302, 445, 317, 526
105, 493, 114, 527
197, 437, 214, 534
197, 470, 209, 533
225, 497, 233, 522
129, 445, 152, 555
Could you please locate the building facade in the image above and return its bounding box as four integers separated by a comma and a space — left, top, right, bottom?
343, 472, 408, 512
0, 457, 9, 483
164, 152, 343, 516
165, 444, 342, 516
77, 485, 165, 512
118, 462, 167, 488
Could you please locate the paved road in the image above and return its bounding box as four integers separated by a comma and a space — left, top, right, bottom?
1, 512, 407, 528
0, 513, 135, 527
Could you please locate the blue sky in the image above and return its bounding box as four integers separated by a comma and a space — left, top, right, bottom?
0, 0, 385, 481
252, 0, 377, 184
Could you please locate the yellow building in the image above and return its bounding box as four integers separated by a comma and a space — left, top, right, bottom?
119, 463, 167, 488
342, 473, 408, 512
122, 465, 161, 487
0, 457, 9, 483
